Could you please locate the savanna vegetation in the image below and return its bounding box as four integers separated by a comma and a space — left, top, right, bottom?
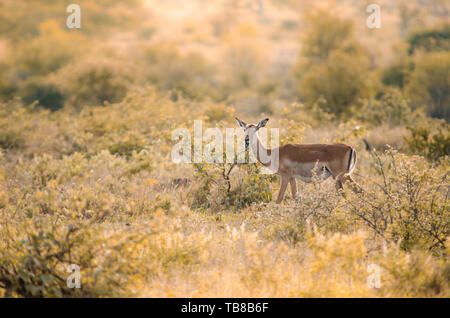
0, 0, 449, 297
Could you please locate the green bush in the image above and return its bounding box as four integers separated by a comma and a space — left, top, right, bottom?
358, 88, 420, 127
11, 21, 76, 78
22, 78, 65, 111
0, 100, 28, 150
405, 51, 450, 121
408, 24, 450, 55
140, 44, 216, 100
381, 60, 414, 89
57, 56, 137, 108
294, 8, 372, 119
191, 162, 272, 211
343, 149, 449, 252
0, 66, 16, 101
0, 218, 155, 297
298, 51, 371, 118
405, 123, 450, 161
300, 7, 357, 62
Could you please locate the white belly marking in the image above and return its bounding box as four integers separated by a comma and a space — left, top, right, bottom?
293, 175, 313, 182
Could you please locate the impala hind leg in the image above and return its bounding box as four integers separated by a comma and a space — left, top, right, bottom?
276, 176, 289, 204
335, 176, 344, 193
344, 174, 363, 193
336, 174, 361, 194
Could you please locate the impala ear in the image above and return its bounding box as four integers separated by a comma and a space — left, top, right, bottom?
235, 117, 247, 128
256, 118, 269, 130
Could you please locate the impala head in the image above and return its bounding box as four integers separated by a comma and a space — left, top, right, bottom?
235, 117, 269, 148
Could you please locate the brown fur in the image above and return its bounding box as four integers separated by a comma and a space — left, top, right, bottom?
236, 117, 359, 204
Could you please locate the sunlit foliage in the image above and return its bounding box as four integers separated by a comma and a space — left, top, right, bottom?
0, 0, 449, 298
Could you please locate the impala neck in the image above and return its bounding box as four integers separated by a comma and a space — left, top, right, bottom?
249, 132, 271, 166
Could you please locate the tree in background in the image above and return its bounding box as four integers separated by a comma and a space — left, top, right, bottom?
407, 24, 450, 55
300, 8, 355, 63
406, 51, 450, 121
294, 7, 372, 119
382, 25, 450, 121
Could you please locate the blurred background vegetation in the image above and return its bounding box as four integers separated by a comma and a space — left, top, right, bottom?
0, 0, 449, 297
0, 0, 447, 120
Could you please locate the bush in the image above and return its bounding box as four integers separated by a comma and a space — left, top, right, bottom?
358, 88, 421, 127
0, 99, 64, 154
294, 9, 372, 119
380, 246, 450, 297
1, 0, 449, 299
140, 44, 216, 100
0, 65, 16, 101
57, 55, 137, 108
405, 51, 450, 121
0, 100, 29, 150
405, 123, 450, 161
300, 7, 357, 62
381, 59, 414, 89
0, 90, 448, 297
408, 24, 450, 55
11, 21, 78, 78
191, 163, 273, 211
204, 102, 234, 122
342, 149, 449, 252
0, 217, 162, 297
298, 51, 371, 118
22, 78, 65, 111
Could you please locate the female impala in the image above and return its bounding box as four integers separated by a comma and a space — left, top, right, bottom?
236, 117, 358, 204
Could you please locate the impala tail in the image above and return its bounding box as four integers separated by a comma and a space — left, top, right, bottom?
348, 148, 357, 174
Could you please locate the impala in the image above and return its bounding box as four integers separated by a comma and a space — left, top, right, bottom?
236, 117, 358, 204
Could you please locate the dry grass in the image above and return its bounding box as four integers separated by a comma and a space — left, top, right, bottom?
0, 0, 448, 298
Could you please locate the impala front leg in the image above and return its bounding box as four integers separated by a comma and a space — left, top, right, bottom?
276, 175, 289, 204
289, 177, 297, 198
